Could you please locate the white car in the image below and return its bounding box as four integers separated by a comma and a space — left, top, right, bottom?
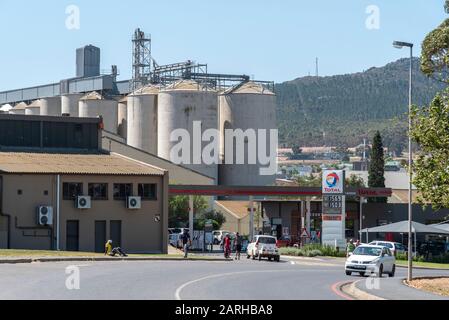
369, 241, 406, 256
246, 235, 280, 262
345, 245, 396, 277
213, 230, 231, 245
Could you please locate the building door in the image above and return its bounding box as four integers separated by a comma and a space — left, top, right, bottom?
110, 220, 122, 248
66, 220, 79, 251
95, 221, 106, 253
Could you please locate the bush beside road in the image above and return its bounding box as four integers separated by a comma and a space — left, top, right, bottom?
279, 245, 347, 258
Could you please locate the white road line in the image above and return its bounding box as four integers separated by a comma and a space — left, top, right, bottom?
175, 269, 309, 300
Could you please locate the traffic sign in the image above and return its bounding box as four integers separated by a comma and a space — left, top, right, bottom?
300, 228, 310, 238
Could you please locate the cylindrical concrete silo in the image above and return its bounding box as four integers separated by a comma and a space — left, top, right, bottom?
61, 93, 83, 117
158, 80, 218, 181
117, 96, 128, 140
127, 85, 159, 154
9, 102, 27, 115
0, 104, 13, 114
79, 91, 118, 133
25, 100, 41, 115
218, 81, 277, 186
40, 96, 61, 116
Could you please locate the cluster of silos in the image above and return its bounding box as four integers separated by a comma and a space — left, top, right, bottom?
126, 85, 159, 154
79, 91, 118, 133
218, 81, 277, 186
157, 80, 219, 181
117, 97, 128, 140
9, 102, 27, 115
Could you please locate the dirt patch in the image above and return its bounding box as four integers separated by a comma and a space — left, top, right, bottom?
406, 277, 449, 296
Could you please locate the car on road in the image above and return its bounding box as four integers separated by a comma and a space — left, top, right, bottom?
247, 235, 280, 262
368, 241, 406, 256
345, 245, 396, 277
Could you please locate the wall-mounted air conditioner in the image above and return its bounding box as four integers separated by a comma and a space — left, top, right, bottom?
37, 206, 53, 226
76, 196, 91, 209
127, 196, 141, 210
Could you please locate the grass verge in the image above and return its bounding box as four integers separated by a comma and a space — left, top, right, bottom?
396, 259, 449, 269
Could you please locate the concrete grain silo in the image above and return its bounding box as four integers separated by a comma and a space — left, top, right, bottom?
61, 93, 84, 117
79, 91, 118, 133
117, 96, 128, 140
218, 81, 277, 186
158, 80, 218, 181
9, 102, 27, 115
40, 96, 61, 116
25, 100, 41, 115
127, 85, 159, 154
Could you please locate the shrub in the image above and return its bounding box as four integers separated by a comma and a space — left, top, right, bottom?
307, 250, 323, 257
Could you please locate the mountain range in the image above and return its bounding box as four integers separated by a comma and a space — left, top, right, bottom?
275, 58, 445, 154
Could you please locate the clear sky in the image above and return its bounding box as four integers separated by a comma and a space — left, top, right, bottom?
0, 0, 446, 90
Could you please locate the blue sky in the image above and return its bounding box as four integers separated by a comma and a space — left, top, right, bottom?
0, 0, 446, 90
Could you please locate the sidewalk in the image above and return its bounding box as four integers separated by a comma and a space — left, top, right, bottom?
353, 277, 449, 300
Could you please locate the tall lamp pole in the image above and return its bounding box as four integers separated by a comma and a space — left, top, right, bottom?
393, 40, 414, 281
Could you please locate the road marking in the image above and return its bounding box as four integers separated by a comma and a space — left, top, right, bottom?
330, 281, 355, 300
175, 269, 303, 300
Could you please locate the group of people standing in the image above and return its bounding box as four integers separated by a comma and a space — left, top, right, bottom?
180, 229, 243, 260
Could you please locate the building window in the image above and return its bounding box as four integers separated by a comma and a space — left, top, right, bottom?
138, 184, 157, 200
63, 183, 83, 200
113, 184, 133, 200
88, 183, 108, 200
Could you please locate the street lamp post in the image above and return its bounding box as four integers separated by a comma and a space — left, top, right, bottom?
393, 40, 414, 281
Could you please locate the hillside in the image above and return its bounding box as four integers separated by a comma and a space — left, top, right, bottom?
275, 58, 445, 154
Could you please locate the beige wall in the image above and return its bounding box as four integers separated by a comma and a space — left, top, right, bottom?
102, 133, 215, 186
0, 173, 168, 253
217, 212, 250, 236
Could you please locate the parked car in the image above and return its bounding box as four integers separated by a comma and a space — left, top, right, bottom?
369, 241, 406, 256
213, 230, 231, 245
246, 235, 280, 262
345, 245, 396, 277
168, 228, 189, 248
276, 235, 292, 248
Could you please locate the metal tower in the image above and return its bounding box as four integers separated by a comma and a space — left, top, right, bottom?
132, 28, 152, 90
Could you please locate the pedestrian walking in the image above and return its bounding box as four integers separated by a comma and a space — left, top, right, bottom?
234, 232, 243, 260
346, 239, 356, 257
181, 229, 192, 259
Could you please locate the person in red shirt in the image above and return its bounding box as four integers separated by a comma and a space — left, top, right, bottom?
224, 234, 232, 259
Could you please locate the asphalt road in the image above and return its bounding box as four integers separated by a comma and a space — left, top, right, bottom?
0, 256, 448, 300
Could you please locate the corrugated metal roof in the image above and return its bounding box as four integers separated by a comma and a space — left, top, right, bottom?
227, 81, 275, 95
12, 102, 28, 110
0, 104, 13, 112
0, 152, 165, 176
27, 100, 41, 108
80, 91, 105, 101
163, 80, 215, 92
130, 84, 160, 96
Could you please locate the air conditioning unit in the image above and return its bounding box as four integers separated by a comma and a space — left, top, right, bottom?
37, 206, 53, 226
127, 196, 141, 210
76, 196, 91, 209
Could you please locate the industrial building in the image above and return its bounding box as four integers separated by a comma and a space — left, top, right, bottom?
0, 114, 214, 252
0, 28, 277, 188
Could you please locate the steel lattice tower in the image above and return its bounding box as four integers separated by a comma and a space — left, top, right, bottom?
132, 28, 152, 90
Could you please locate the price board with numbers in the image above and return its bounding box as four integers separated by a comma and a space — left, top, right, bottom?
322, 195, 343, 215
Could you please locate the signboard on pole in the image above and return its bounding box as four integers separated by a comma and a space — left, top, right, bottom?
321, 170, 346, 248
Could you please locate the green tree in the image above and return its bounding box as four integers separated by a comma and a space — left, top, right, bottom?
421, 17, 449, 83
295, 173, 322, 187
345, 174, 366, 188
410, 90, 449, 209
168, 195, 208, 228
368, 131, 387, 203
194, 210, 226, 230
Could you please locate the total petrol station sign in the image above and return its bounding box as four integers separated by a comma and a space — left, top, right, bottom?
322, 170, 345, 195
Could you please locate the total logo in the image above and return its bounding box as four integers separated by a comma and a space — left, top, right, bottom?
323, 170, 343, 194
325, 172, 340, 188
